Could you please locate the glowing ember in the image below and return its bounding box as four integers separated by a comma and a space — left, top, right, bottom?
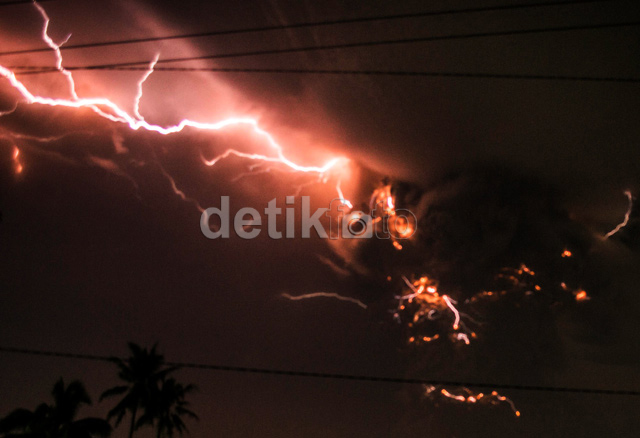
424, 385, 520, 417
370, 184, 397, 216
561, 283, 590, 302
394, 275, 474, 345
469, 261, 592, 306
368, 183, 416, 249
12, 145, 23, 174
468, 264, 538, 303
575, 290, 589, 302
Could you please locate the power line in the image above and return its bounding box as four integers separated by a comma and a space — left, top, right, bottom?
0, 0, 618, 56
9, 20, 640, 71
0, 0, 55, 7
11, 65, 640, 83
1, 346, 639, 396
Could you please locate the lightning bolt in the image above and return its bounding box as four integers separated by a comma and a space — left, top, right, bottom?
33, 2, 77, 99
604, 190, 634, 239
442, 295, 460, 330
133, 54, 160, 121
282, 292, 367, 309
0, 2, 349, 205
0, 102, 18, 117
336, 179, 353, 209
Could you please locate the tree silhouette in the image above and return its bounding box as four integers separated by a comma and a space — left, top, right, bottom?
137, 379, 198, 438
0, 378, 111, 438
100, 343, 195, 438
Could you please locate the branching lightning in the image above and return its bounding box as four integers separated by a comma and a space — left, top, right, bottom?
0, 2, 350, 206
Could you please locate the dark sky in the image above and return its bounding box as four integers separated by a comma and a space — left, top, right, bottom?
1, 0, 639, 437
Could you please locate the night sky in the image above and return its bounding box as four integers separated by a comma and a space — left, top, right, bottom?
1, 0, 640, 437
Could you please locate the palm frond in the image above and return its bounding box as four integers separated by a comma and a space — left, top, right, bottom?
99, 386, 129, 401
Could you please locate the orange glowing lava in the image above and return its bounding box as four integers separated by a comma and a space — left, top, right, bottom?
12, 146, 23, 174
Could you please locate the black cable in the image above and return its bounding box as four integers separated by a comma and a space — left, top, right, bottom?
1, 346, 639, 396
0, 0, 618, 56
11, 65, 640, 83
10, 20, 639, 71
0, 0, 55, 7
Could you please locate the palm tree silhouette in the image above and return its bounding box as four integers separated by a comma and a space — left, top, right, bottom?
100, 343, 196, 438
0, 378, 111, 438
100, 343, 173, 438
136, 378, 198, 438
